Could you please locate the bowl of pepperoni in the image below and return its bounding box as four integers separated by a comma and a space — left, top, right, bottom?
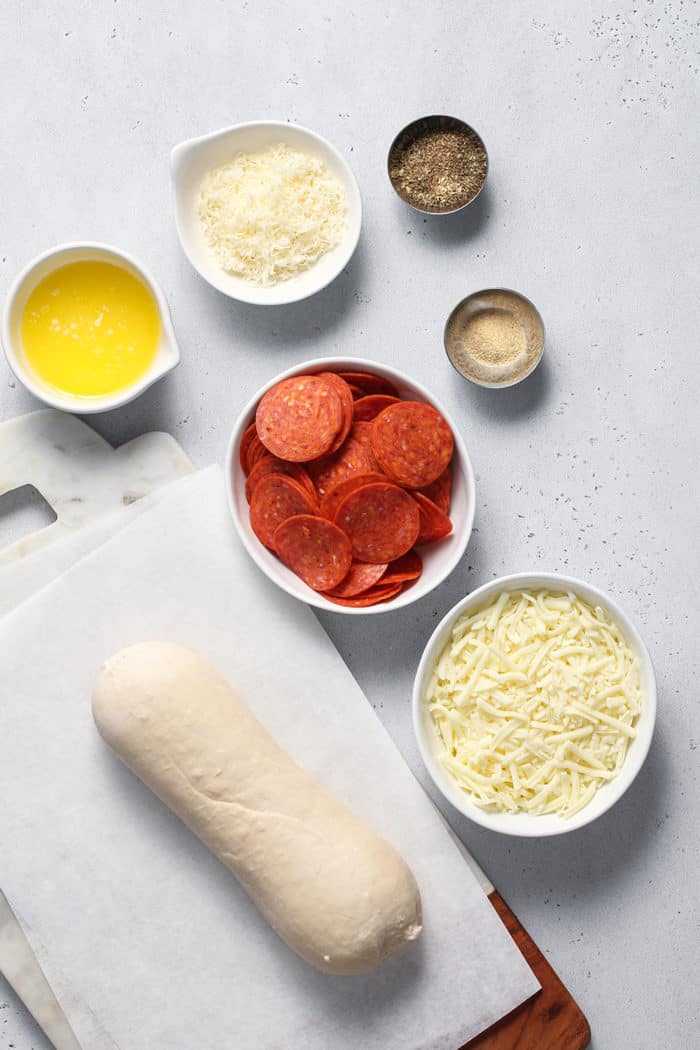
225, 357, 475, 614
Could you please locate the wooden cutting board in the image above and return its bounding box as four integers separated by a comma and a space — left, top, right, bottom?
462, 892, 590, 1049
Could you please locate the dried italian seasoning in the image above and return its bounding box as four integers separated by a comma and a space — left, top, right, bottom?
389, 118, 488, 213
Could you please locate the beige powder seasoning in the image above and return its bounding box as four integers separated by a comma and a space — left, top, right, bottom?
460, 309, 526, 367
444, 289, 544, 387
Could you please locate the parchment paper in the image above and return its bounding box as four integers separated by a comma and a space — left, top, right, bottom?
0, 467, 538, 1049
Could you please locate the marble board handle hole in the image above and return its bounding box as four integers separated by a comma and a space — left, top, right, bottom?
0, 484, 57, 553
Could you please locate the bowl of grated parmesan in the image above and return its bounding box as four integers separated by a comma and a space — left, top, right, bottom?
413, 573, 656, 836
171, 121, 362, 305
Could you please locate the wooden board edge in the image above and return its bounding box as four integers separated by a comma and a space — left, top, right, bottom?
460, 891, 591, 1050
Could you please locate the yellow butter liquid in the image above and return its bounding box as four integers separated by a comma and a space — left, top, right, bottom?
21, 261, 160, 397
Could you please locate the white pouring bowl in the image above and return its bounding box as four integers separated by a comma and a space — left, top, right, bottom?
225, 357, 476, 615
413, 572, 657, 835
1, 242, 180, 414
171, 121, 362, 306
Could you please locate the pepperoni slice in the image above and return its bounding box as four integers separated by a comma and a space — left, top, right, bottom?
319, 471, 389, 520
256, 375, 343, 462
413, 491, 453, 544
247, 434, 269, 472
382, 550, 423, 585
336, 372, 400, 398
274, 515, 352, 592
246, 456, 280, 503
347, 383, 366, 400
418, 465, 452, 514
325, 560, 388, 598
353, 394, 401, 422
307, 434, 376, 499
318, 372, 354, 454
322, 582, 403, 608
371, 401, 454, 488
239, 423, 258, 474
348, 421, 382, 471
245, 456, 316, 505
333, 482, 420, 563
250, 474, 318, 549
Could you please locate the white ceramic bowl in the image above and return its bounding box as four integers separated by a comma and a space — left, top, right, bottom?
413, 572, 656, 836
1, 242, 180, 414
171, 121, 362, 306
225, 357, 475, 615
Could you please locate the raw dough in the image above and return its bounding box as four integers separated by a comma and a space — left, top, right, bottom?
92, 642, 422, 974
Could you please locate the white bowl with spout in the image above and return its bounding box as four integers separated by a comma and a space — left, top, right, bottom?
170, 121, 362, 306
1, 242, 180, 414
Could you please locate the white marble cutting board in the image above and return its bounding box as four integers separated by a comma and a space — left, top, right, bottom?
0, 410, 195, 1048
0, 410, 194, 616
0, 467, 538, 1050
0, 417, 537, 1050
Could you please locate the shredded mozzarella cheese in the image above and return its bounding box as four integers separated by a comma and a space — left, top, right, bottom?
197, 143, 347, 286
426, 590, 642, 817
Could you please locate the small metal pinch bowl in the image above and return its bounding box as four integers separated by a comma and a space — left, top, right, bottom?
444, 288, 545, 389
387, 115, 488, 215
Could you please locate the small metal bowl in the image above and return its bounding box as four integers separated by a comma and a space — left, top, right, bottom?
387, 115, 488, 215
444, 288, 545, 389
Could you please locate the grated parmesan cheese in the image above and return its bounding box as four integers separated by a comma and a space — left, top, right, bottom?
197, 143, 347, 286
426, 590, 642, 818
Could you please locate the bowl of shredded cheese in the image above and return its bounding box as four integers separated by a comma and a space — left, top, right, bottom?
413, 573, 656, 836
171, 121, 362, 305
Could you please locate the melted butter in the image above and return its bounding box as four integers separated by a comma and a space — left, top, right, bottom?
21, 261, 160, 397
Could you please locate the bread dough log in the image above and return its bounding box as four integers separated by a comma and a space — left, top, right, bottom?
92, 642, 422, 975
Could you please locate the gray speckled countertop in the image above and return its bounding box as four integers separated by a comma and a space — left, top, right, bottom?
1, 2, 698, 1048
